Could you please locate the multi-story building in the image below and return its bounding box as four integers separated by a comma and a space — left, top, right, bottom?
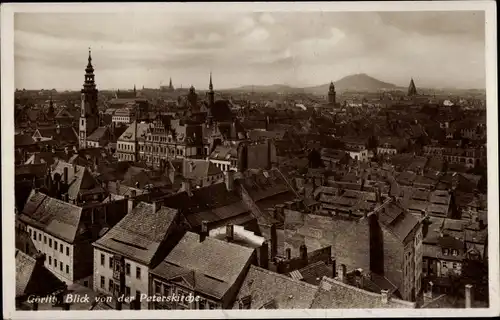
112, 108, 136, 125
133, 118, 203, 168
423, 145, 484, 169
115, 121, 149, 162
149, 230, 255, 310
92, 201, 182, 310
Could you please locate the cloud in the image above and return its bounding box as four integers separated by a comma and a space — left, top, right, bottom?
14, 11, 486, 90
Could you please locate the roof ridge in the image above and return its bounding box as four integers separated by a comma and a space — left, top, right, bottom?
250, 265, 319, 290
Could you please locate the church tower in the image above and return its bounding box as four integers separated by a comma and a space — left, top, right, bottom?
79, 48, 99, 149
208, 72, 215, 108
328, 81, 336, 105
408, 78, 417, 96
169, 77, 174, 90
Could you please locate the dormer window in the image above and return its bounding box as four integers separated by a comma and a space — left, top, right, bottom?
443, 248, 449, 256
452, 249, 458, 256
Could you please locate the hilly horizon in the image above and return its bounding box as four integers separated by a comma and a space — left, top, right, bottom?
224, 73, 399, 94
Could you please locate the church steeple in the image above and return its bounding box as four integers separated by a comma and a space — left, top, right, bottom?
133, 84, 136, 97
328, 81, 336, 105
408, 78, 417, 96
48, 93, 55, 116
169, 77, 174, 90
79, 47, 99, 149
208, 72, 215, 107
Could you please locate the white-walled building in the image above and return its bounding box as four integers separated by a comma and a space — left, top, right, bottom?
92, 201, 181, 309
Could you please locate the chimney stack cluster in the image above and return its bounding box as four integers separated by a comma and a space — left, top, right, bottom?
200, 220, 209, 242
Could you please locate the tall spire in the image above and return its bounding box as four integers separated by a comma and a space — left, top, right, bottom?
208, 72, 215, 107
83, 47, 96, 92
209, 72, 213, 92
408, 78, 417, 96
169, 77, 173, 90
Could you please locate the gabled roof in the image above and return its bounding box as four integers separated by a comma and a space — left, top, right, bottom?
233, 265, 319, 309
94, 202, 178, 265
19, 191, 84, 243
377, 199, 420, 242
51, 161, 103, 200
151, 231, 254, 300
87, 127, 109, 142
182, 159, 222, 180
311, 277, 414, 308
16, 250, 66, 298
117, 121, 149, 142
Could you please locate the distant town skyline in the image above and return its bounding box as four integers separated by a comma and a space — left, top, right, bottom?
15, 11, 486, 91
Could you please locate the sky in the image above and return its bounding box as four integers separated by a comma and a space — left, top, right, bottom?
14, 11, 486, 91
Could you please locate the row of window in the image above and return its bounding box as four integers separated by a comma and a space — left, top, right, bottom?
139, 145, 185, 156
48, 255, 70, 274
29, 229, 70, 256
118, 153, 135, 161
100, 276, 140, 299
113, 117, 132, 122
118, 143, 134, 151
213, 162, 231, 172
153, 280, 217, 309
100, 254, 142, 279
442, 248, 459, 256
442, 261, 459, 269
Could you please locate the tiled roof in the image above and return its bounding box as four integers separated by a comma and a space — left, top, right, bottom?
377, 200, 420, 242
19, 191, 83, 243
209, 144, 238, 161
15, 134, 36, 147
233, 265, 319, 309
117, 121, 149, 142
15, 163, 48, 178
87, 127, 109, 142
289, 261, 334, 286
51, 161, 103, 201
16, 250, 66, 298
183, 159, 222, 180
36, 127, 78, 145
152, 232, 254, 299
311, 277, 414, 308
94, 202, 178, 265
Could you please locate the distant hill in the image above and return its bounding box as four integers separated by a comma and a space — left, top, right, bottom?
224, 84, 304, 94
304, 73, 398, 94
224, 74, 398, 94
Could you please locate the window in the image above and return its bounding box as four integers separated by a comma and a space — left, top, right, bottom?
109, 257, 114, 269
100, 253, 105, 266
442, 261, 447, 268
60, 262, 63, 271
60, 243, 63, 253
100, 276, 105, 289
208, 302, 217, 309
163, 284, 171, 296
44, 235, 47, 244
54, 258, 58, 267
66, 247, 69, 256
136, 266, 141, 279
126, 286, 131, 297
452, 250, 458, 256
453, 263, 457, 269
154, 281, 162, 295
29, 229, 32, 236
109, 279, 115, 292
33, 230, 37, 240
66, 265, 69, 274
54, 240, 58, 249
49, 256, 52, 265
199, 299, 207, 310
38, 233, 42, 241
443, 249, 449, 256
126, 263, 131, 276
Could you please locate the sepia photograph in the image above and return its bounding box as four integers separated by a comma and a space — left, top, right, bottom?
2, 2, 498, 319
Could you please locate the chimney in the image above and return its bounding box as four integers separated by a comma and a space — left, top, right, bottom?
259, 241, 269, 269
337, 264, 347, 283
381, 289, 390, 304
128, 197, 134, 214
73, 164, 77, 175
34, 252, 46, 267
225, 170, 235, 191
130, 190, 137, 198
200, 220, 208, 242
299, 244, 308, 264
465, 284, 474, 308
63, 193, 69, 203
285, 248, 291, 260
330, 256, 336, 278
285, 201, 295, 210
152, 201, 161, 213
226, 224, 234, 242
270, 223, 277, 259
63, 167, 68, 185
182, 179, 191, 195
275, 204, 285, 217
